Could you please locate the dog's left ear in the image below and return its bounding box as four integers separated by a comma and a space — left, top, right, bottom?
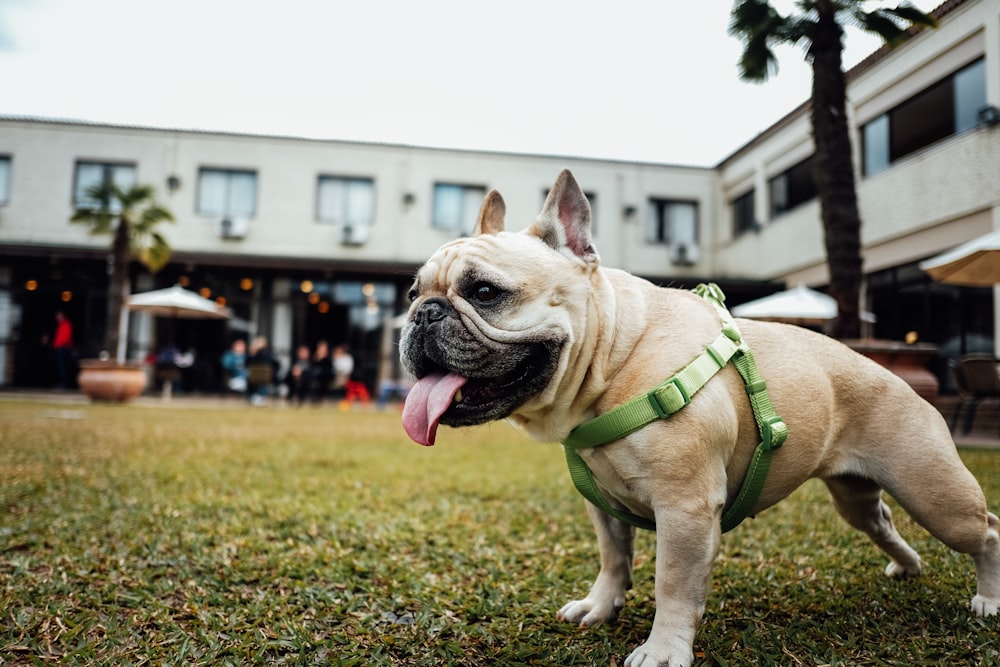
531, 169, 599, 264
473, 190, 506, 236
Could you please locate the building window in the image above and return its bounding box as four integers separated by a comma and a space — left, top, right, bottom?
73, 161, 137, 209
0, 156, 10, 205
648, 198, 698, 244
197, 168, 257, 217
862, 58, 986, 176
731, 189, 756, 237
432, 183, 486, 234
648, 198, 699, 265
317, 176, 375, 226
769, 156, 816, 217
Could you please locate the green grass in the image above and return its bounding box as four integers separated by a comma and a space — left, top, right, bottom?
1, 400, 998, 666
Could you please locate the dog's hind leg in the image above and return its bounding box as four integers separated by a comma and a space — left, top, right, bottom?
823, 475, 923, 577
870, 443, 1000, 617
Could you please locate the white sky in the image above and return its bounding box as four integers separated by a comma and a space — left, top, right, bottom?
0, 0, 941, 167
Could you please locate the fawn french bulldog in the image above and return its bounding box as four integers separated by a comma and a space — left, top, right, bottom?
400, 169, 999, 666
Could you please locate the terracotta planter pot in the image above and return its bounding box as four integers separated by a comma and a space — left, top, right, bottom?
77, 359, 148, 403
845, 339, 940, 403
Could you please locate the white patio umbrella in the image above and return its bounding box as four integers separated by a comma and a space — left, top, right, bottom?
919, 229, 1000, 286
731, 284, 837, 325
731, 284, 877, 327
127, 284, 230, 319
127, 285, 230, 399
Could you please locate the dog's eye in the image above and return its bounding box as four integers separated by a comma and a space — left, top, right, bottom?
470, 282, 503, 304
407, 289, 418, 303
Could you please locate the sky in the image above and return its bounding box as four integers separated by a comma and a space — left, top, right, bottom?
0, 0, 941, 167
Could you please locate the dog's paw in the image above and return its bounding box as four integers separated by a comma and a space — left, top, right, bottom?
971, 594, 998, 617
884, 557, 921, 578
556, 596, 622, 627
624, 638, 694, 667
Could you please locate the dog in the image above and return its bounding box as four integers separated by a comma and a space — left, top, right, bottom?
399, 169, 999, 666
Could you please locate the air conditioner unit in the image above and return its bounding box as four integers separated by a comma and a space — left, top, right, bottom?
218, 217, 249, 240
670, 242, 700, 266
342, 224, 371, 246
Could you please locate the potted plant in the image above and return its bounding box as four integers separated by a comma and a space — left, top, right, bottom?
71, 182, 174, 401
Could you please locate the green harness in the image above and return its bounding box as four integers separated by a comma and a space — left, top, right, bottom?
561, 283, 788, 534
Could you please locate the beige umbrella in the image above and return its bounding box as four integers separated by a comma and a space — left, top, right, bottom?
919, 230, 1000, 286
732, 284, 875, 328
732, 284, 837, 325
127, 285, 230, 319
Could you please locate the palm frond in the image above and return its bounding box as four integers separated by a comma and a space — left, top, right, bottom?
852, 8, 907, 45
886, 2, 938, 29
849, 2, 937, 47
137, 233, 172, 273
730, 0, 798, 82
138, 204, 175, 230
69, 180, 174, 270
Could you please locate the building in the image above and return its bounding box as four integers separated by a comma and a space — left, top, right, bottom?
0, 0, 996, 394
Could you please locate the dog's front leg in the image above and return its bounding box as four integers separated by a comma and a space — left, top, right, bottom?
624, 503, 721, 667
557, 500, 635, 626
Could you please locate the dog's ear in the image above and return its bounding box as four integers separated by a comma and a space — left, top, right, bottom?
473, 190, 506, 236
531, 169, 599, 264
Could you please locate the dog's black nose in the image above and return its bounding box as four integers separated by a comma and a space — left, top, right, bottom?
414, 297, 450, 325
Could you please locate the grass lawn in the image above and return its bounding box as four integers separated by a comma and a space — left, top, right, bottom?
1, 400, 998, 666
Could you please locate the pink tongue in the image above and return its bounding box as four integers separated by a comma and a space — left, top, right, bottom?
402, 372, 468, 446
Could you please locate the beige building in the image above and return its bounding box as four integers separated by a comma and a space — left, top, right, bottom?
0, 0, 996, 393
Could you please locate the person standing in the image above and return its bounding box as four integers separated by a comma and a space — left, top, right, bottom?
52, 311, 74, 389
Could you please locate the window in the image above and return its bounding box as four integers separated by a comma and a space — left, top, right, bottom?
432, 183, 486, 235
73, 161, 136, 209
769, 156, 816, 217
731, 189, 756, 237
317, 176, 375, 226
648, 198, 698, 244
862, 58, 986, 176
649, 198, 699, 265
0, 156, 10, 205
197, 168, 257, 217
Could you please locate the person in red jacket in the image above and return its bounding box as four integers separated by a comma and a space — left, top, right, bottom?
53, 310, 74, 388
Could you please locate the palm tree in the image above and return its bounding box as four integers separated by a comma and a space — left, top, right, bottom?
71, 182, 174, 362
729, 0, 936, 339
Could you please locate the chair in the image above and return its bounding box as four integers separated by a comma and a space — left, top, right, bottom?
247, 363, 274, 387
246, 362, 275, 405
953, 354, 1000, 436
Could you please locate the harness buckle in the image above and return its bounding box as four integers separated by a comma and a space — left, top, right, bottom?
762, 415, 788, 451
648, 377, 690, 418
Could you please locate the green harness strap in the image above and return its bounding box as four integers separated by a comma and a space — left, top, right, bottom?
561, 283, 789, 534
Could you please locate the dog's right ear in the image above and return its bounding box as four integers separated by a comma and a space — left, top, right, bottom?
473, 190, 506, 236
531, 169, 599, 264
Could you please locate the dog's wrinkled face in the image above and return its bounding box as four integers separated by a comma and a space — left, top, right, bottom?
401, 170, 599, 445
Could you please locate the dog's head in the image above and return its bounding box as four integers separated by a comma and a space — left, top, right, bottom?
400, 169, 600, 445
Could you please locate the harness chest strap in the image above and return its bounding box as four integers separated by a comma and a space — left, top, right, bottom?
561, 283, 789, 534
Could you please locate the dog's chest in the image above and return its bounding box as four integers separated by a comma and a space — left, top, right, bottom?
577, 445, 655, 520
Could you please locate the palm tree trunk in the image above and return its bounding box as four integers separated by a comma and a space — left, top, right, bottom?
810, 0, 863, 340
106, 218, 130, 360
